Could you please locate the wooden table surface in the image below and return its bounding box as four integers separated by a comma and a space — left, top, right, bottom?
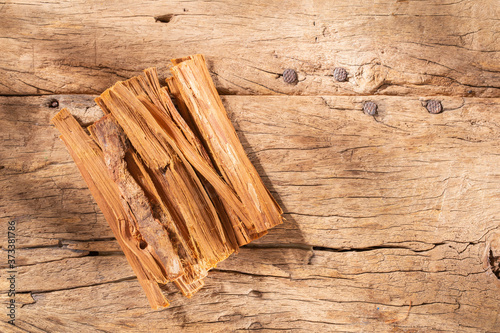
1, 1, 500, 332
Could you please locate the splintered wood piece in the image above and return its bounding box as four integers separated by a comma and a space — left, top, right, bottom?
165, 77, 193, 133
122, 147, 212, 296
51, 108, 169, 309
98, 79, 236, 271
109, 78, 252, 228
92, 115, 184, 281
170, 54, 284, 233
140, 69, 263, 246
165, 76, 257, 246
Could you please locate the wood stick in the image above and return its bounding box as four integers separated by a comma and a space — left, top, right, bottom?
92, 115, 184, 281
171, 55, 284, 234
52, 109, 169, 309
50, 54, 284, 307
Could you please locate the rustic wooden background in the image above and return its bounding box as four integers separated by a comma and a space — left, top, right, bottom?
1, 0, 500, 332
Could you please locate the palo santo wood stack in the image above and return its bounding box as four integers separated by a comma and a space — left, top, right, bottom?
51, 55, 283, 309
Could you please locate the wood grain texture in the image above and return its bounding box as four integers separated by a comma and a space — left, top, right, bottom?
0, 246, 499, 332
1, 95, 500, 332
2, 0, 500, 330
0, 0, 499, 97
2, 95, 500, 249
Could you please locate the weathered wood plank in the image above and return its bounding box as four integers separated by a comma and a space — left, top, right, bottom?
0, 247, 89, 269
0, 95, 112, 248
62, 239, 121, 252
226, 95, 500, 251
2, 1, 499, 330
0, 0, 499, 97
1, 95, 499, 251
0, 255, 135, 294
1, 94, 500, 331
0, 245, 498, 332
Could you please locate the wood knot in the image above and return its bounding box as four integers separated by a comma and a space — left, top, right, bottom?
249, 322, 263, 329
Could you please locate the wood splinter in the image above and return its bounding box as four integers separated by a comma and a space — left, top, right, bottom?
51, 54, 284, 309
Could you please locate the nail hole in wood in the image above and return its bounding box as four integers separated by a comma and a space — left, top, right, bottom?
48, 99, 59, 108
139, 241, 148, 250
155, 14, 174, 23
248, 290, 263, 298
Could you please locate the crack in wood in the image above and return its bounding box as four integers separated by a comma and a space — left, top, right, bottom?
28, 276, 138, 295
